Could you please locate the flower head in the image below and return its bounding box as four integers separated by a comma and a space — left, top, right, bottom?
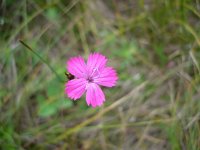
65, 53, 118, 107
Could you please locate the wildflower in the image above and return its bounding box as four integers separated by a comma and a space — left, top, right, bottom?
65, 53, 118, 107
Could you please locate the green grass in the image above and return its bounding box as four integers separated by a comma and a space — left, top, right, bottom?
0, 0, 200, 149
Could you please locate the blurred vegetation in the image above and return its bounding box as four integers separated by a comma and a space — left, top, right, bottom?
0, 0, 200, 149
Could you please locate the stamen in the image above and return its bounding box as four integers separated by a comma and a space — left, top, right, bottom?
87, 67, 101, 82
92, 68, 101, 79
91, 67, 97, 77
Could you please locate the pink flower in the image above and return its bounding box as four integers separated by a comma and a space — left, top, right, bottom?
65, 53, 118, 108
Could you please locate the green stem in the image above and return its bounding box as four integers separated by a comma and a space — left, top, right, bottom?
20, 40, 64, 83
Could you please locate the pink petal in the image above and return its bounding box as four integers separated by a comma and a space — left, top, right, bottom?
67, 56, 87, 78
65, 78, 87, 100
93, 67, 118, 87
86, 83, 105, 108
87, 53, 107, 75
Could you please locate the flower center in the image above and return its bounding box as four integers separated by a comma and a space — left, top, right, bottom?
86, 67, 100, 83
87, 77, 94, 82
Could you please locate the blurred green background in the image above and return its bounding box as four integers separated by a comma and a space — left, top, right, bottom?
0, 0, 200, 149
